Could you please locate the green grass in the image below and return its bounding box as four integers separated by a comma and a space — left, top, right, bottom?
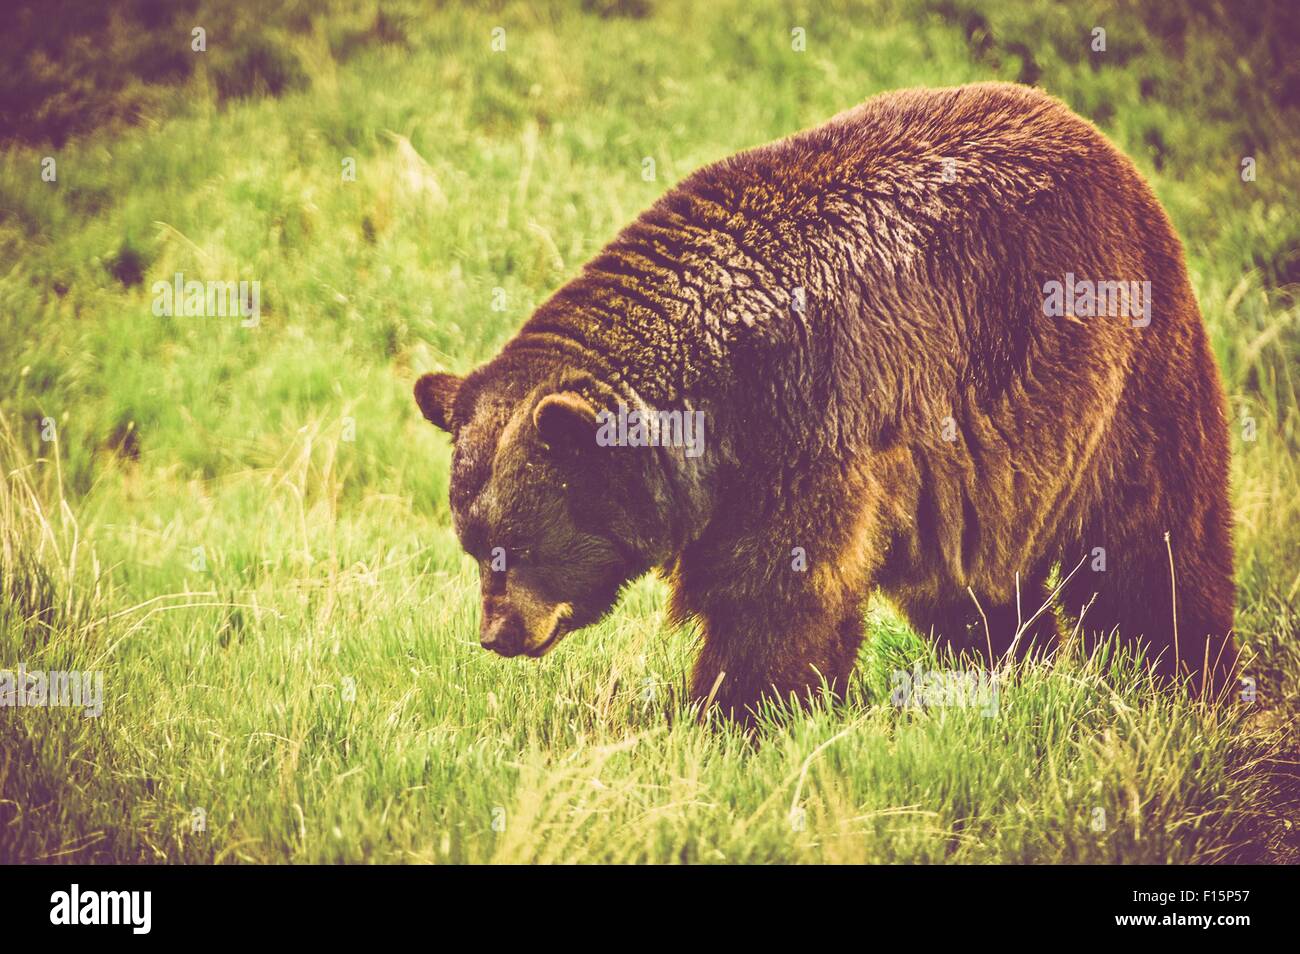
1, 0, 1298, 863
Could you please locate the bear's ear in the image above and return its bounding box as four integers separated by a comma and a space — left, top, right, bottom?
532, 391, 599, 450
414, 372, 463, 433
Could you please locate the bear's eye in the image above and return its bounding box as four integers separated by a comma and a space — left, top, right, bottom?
457, 521, 491, 561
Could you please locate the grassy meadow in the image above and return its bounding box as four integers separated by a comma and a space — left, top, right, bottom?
1, 0, 1298, 863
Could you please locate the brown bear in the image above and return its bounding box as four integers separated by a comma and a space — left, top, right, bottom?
415, 82, 1238, 719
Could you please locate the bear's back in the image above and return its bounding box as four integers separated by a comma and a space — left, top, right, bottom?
674, 83, 1132, 277
527, 83, 1190, 415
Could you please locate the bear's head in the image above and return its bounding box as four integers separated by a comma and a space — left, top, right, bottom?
414, 368, 667, 658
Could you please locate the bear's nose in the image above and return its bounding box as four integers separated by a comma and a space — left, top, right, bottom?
480, 611, 524, 657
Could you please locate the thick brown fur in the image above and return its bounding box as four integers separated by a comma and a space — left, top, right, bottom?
415, 82, 1237, 720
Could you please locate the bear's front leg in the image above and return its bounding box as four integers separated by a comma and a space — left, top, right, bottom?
671, 459, 886, 723
688, 600, 867, 723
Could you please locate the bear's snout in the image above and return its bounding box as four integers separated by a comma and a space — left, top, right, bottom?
480, 609, 528, 657
479, 590, 574, 659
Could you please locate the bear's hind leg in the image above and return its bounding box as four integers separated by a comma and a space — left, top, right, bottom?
1058, 522, 1237, 697
901, 565, 1058, 666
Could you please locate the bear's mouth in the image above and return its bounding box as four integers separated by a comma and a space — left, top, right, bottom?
522, 606, 574, 658
523, 621, 566, 658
